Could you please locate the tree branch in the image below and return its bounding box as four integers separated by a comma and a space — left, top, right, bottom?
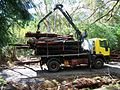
84, 0, 111, 21
91, 0, 120, 24
106, 2, 120, 21
70, 2, 81, 16
106, 12, 113, 21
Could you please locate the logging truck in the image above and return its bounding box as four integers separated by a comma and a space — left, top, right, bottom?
15, 4, 110, 72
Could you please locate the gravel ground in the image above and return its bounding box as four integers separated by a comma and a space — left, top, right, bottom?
0, 63, 120, 82
0, 64, 120, 90
36, 65, 120, 80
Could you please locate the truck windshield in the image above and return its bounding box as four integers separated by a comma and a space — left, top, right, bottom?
100, 40, 108, 47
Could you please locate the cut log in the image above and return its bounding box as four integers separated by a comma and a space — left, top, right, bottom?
14, 60, 40, 65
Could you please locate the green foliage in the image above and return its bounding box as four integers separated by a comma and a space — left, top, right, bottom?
114, 24, 120, 49
0, 76, 6, 86
0, 0, 31, 20
86, 23, 117, 49
0, 16, 12, 48
0, 0, 31, 54
74, 22, 118, 50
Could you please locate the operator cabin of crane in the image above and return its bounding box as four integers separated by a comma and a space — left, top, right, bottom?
81, 39, 92, 51
80, 30, 92, 51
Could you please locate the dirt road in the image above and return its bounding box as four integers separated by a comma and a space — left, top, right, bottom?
0, 63, 120, 90
36, 65, 120, 79
1, 62, 120, 82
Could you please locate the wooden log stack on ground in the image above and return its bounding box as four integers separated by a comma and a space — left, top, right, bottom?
2, 76, 118, 90
111, 50, 120, 62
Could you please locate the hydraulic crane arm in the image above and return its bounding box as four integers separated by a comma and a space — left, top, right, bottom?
37, 4, 86, 42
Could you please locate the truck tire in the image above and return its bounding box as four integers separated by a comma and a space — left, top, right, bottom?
47, 60, 60, 72
93, 58, 104, 69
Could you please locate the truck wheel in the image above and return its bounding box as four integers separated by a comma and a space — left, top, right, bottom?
93, 58, 104, 69
47, 60, 60, 72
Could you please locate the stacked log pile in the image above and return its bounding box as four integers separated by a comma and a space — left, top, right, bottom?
35, 41, 81, 55
1, 76, 120, 90
111, 50, 120, 62
25, 32, 83, 55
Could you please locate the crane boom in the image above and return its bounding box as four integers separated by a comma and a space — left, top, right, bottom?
37, 4, 86, 42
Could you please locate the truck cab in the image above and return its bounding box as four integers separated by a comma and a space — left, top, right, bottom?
89, 38, 110, 56
87, 38, 110, 68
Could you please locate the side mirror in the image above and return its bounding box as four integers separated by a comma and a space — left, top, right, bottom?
104, 41, 108, 51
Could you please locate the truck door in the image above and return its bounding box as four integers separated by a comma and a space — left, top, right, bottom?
98, 40, 110, 56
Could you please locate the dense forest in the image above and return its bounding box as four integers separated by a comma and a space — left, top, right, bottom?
0, 0, 120, 54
